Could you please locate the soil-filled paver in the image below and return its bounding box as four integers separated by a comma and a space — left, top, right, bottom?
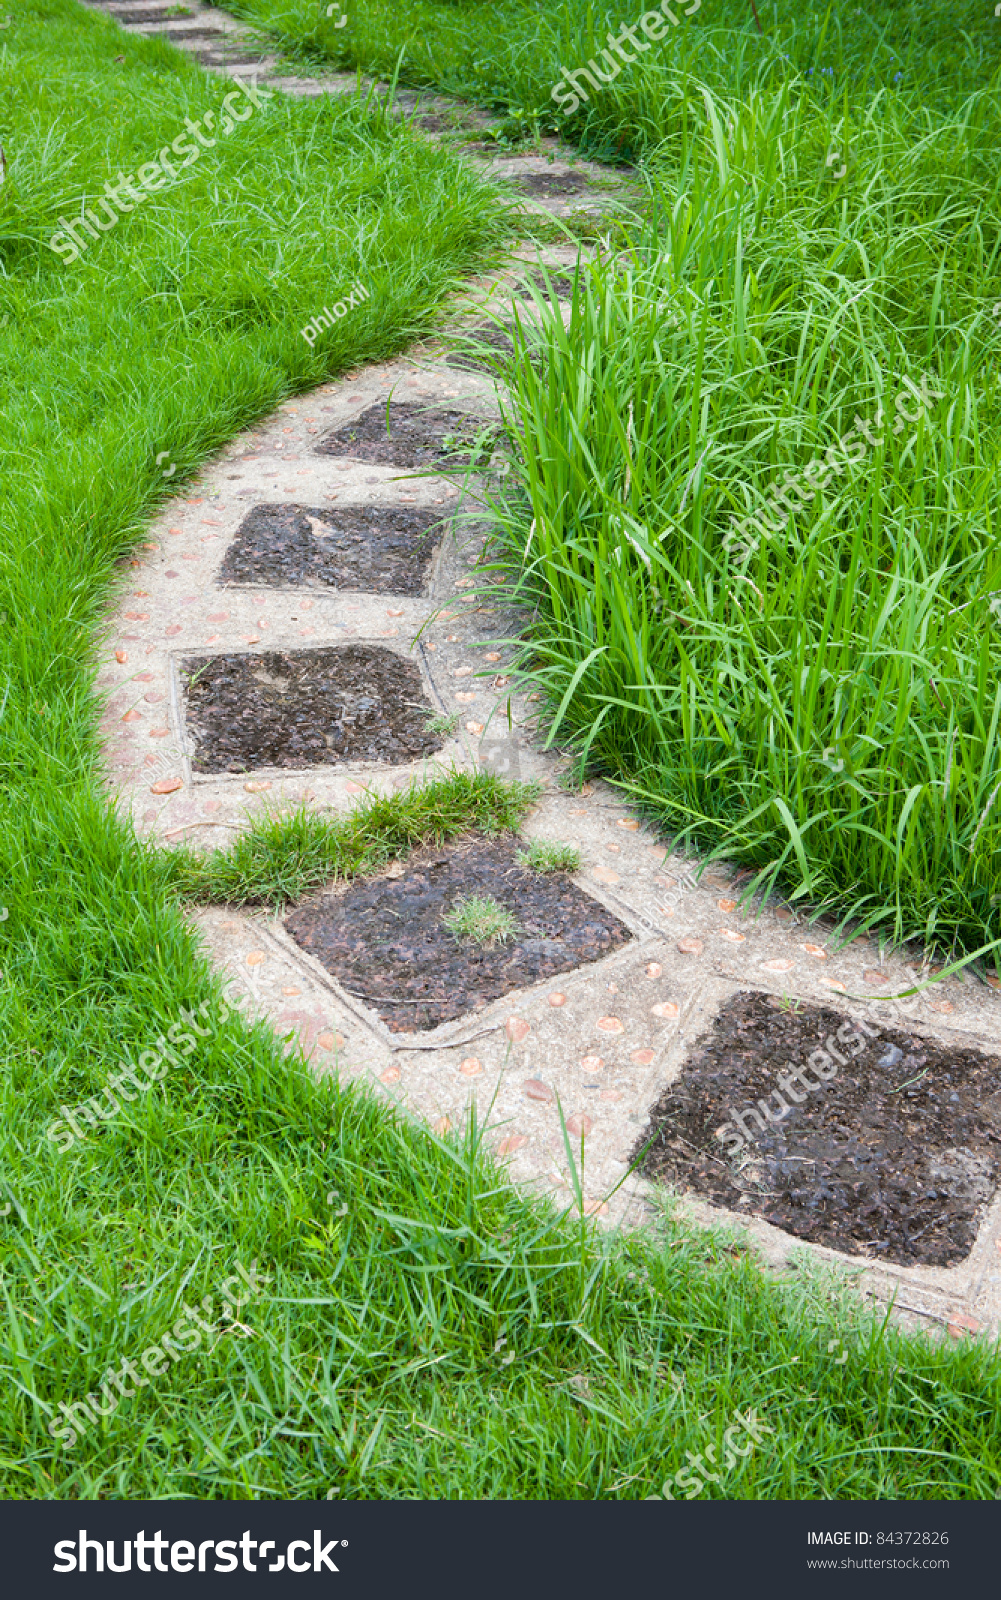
445, 321, 541, 373
514, 171, 594, 199
180, 644, 443, 773
313, 401, 497, 469
217, 502, 442, 594
284, 835, 632, 1032
636, 989, 1001, 1268
519, 268, 578, 299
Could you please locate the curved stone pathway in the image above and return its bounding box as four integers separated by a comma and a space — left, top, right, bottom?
87, 0, 1001, 1348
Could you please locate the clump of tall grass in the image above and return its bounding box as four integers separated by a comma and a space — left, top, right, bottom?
225, 0, 1001, 160
483, 75, 1001, 955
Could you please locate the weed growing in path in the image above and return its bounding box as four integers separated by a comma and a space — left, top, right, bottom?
516, 840, 581, 873
443, 893, 519, 946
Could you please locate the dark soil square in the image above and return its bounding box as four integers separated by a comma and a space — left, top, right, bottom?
114, 4, 192, 18
180, 644, 443, 774
444, 321, 542, 374
217, 502, 441, 595
313, 402, 497, 469
284, 836, 632, 1032
516, 172, 593, 199
635, 990, 1001, 1268
519, 268, 579, 299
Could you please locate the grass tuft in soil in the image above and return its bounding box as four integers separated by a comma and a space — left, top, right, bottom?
516, 840, 582, 874
443, 892, 519, 946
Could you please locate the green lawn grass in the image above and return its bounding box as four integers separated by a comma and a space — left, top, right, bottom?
1, 0, 999, 1501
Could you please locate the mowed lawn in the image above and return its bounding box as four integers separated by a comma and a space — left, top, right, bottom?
0, 0, 998, 1502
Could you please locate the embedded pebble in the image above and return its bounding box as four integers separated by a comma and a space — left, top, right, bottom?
947, 1314, 979, 1338
524, 1079, 554, 1102
497, 1135, 527, 1156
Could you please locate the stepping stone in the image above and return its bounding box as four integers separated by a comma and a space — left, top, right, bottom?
513, 172, 594, 200
517, 267, 580, 300
444, 320, 541, 374
124, 16, 234, 39
106, 3, 201, 19
217, 502, 443, 595
178, 643, 443, 773
636, 988, 1001, 1269
313, 400, 497, 469
284, 835, 632, 1033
